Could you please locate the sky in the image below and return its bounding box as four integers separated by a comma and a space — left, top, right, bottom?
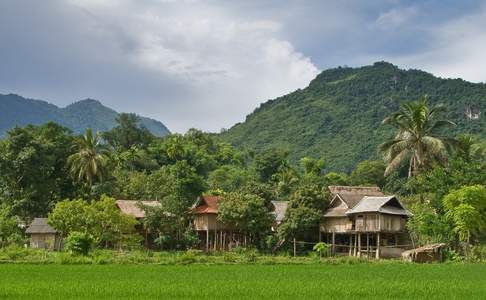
1, 0, 486, 133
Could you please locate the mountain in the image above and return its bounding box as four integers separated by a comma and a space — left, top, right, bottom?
219, 62, 486, 172
0, 94, 170, 137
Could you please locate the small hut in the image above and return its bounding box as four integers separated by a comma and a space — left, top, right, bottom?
401, 243, 446, 263
25, 218, 62, 250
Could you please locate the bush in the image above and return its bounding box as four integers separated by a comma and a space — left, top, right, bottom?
244, 249, 258, 263
177, 250, 198, 265
471, 245, 486, 262
442, 248, 463, 262
223, 251, 237, 263
65, 232, 94, 256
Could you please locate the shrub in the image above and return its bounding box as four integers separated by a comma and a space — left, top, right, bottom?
177, 250, 197, 265
471, 245, 486, 262
223, 251, 237, 263
65, 232, 94, 256
244, 249, 258, 263
313, 242, 329, 258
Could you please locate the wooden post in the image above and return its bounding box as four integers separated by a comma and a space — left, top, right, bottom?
220, 230, 223, 250
348, 234, 353, 256
376, 233, 381, 259
223, 232, 226, 251
293, 238, 297, 257
206, 228, 209, 252
357, 233, 361, 257
331, 232, 336, 256
366, 233, 370, 259
214, 229, 217, 251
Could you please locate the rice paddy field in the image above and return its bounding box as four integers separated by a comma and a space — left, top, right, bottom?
1, 263, 486, 299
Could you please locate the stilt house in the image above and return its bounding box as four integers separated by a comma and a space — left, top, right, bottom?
320, 186, 412, 258
192, 195, 245, 251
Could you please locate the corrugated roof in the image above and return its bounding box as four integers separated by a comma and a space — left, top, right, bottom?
328, 186, 384, 209
346, 196, 411, 216
25, 218, 57, 234
271, 201, 288, 223
116, 200, 161, 219
193, 195, 221, 214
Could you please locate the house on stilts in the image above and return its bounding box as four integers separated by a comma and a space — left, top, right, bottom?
191, 196, 288, 251
192, 195, 241, 251
320, 186, 412, 258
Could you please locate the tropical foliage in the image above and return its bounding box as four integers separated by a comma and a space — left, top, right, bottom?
380, 97, 457, 177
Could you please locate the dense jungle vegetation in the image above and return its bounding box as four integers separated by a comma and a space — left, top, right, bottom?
219, 62, 486, 172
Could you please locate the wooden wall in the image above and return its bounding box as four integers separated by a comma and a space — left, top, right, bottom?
320, 217, 352, 233
193, 214, 232, 231
321, 213, 407, 233
30, 233, 62, 250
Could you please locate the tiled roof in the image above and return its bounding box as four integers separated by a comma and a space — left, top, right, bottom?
193, 195, 221, 214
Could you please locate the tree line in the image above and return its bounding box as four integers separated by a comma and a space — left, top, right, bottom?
1, 98, 485, 256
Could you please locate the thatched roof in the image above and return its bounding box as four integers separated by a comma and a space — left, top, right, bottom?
325, 186, 385, 217
115, 200, 161, 219
25, 218, 57, 234
329, 186, 384, 208
192, 195, 221, 214
271, 201, 288, 223
407, 243, 446, 253
346, 196, 412, 216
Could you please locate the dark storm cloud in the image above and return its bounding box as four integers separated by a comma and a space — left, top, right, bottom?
1, 0, 485, 132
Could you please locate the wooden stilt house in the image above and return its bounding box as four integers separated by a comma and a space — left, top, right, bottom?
192, 196, 244, 251
320, 186, 412, 258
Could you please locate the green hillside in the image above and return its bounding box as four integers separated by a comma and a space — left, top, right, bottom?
219, 62, 486, 172
0, 94, 170, 137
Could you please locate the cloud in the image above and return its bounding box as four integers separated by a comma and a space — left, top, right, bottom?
375, 7, 418, 30
0, 0, 484, 133
382, 4, 486, 83
0, 0, 318, 132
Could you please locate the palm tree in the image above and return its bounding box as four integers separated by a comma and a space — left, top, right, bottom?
380, 96, 457, 177
68, 128, 109, 186
456, 134, 486, 161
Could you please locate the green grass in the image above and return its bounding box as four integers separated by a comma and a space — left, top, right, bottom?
1, 263, 486, 299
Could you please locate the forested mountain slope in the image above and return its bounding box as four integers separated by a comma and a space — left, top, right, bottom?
0, 94, 170, 137
219, 62, 486, 171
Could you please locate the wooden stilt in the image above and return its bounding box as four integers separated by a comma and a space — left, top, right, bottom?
214, 229, 217, 251
353, 233, 357, 256
357, 233, 361, 257
293, 238, 297, 257
348, 234, 353, 256
223, 232, 226, 251
331, 232, 336, 256
206, 229, 209, 252
366, 233, 370, 259
220, 230, 223, 250
376, 233, 381, 259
